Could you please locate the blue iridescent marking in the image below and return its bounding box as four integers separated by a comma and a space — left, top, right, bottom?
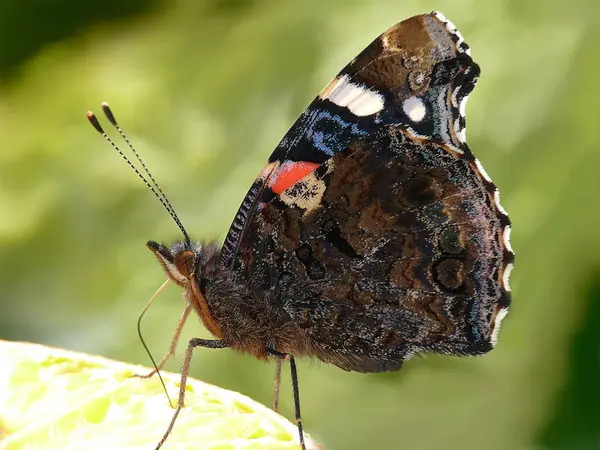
306, 108, 369, 156
270, 103, 375, 164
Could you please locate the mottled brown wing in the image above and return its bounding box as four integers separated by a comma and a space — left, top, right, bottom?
223, 12, 514, 372
236, 125, 512, 373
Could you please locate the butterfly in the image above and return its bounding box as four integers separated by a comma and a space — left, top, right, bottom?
88, 10, 513, 450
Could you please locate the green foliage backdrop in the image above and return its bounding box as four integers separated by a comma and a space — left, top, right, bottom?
1, 0, 599, 449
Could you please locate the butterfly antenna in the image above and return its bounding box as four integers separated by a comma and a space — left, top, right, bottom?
86, 105, 191, 246
100, 104, 180, 224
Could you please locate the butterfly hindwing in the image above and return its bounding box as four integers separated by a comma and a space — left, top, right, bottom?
235, 124, 510, 372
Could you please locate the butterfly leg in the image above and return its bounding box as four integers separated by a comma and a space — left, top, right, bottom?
268, 349, 305, 450
155, 338, 229, 450
134, 304, 192, 378
272, 359, 282, 412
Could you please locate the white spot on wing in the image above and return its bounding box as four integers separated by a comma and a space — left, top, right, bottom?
474, 158, 492, 183
502, 262, 513, 292
503, 225, 513, 253
323, 74, 385, 116
402, 96, 427, 122
493, 189, 509, 216
459, 94, 470, 117
491, 307, 509, 346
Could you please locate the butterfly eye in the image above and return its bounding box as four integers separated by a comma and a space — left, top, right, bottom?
174, 250, 196, 279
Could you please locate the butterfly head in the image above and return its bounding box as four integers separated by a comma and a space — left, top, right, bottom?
147, 239, 222, 288
147, 240, 202, 286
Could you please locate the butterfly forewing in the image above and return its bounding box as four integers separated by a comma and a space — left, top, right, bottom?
220, 13, 479, 268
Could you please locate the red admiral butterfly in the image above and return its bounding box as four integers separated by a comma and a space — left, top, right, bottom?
88, 11, 513, 450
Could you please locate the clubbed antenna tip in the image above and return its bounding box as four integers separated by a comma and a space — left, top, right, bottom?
86, 111, 105, 134
101, 102, 118, 127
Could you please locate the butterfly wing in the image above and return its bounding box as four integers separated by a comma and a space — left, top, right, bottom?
220, 12, 473, 268
221, 12, 513, 372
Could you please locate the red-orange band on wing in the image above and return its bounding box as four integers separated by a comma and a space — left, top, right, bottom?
269, 161, 320, 194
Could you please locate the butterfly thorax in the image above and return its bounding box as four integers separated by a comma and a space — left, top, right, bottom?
147, 239, 309, 359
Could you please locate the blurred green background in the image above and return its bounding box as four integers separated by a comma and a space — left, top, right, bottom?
1, 0, 599, 449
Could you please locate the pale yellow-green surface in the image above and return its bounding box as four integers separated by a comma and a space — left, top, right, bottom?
0, 1, 598, 450
0, 340, 316, 449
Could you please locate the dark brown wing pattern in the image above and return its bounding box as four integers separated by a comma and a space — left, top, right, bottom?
221, 13, 513, 372
235, 125, 511, 373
